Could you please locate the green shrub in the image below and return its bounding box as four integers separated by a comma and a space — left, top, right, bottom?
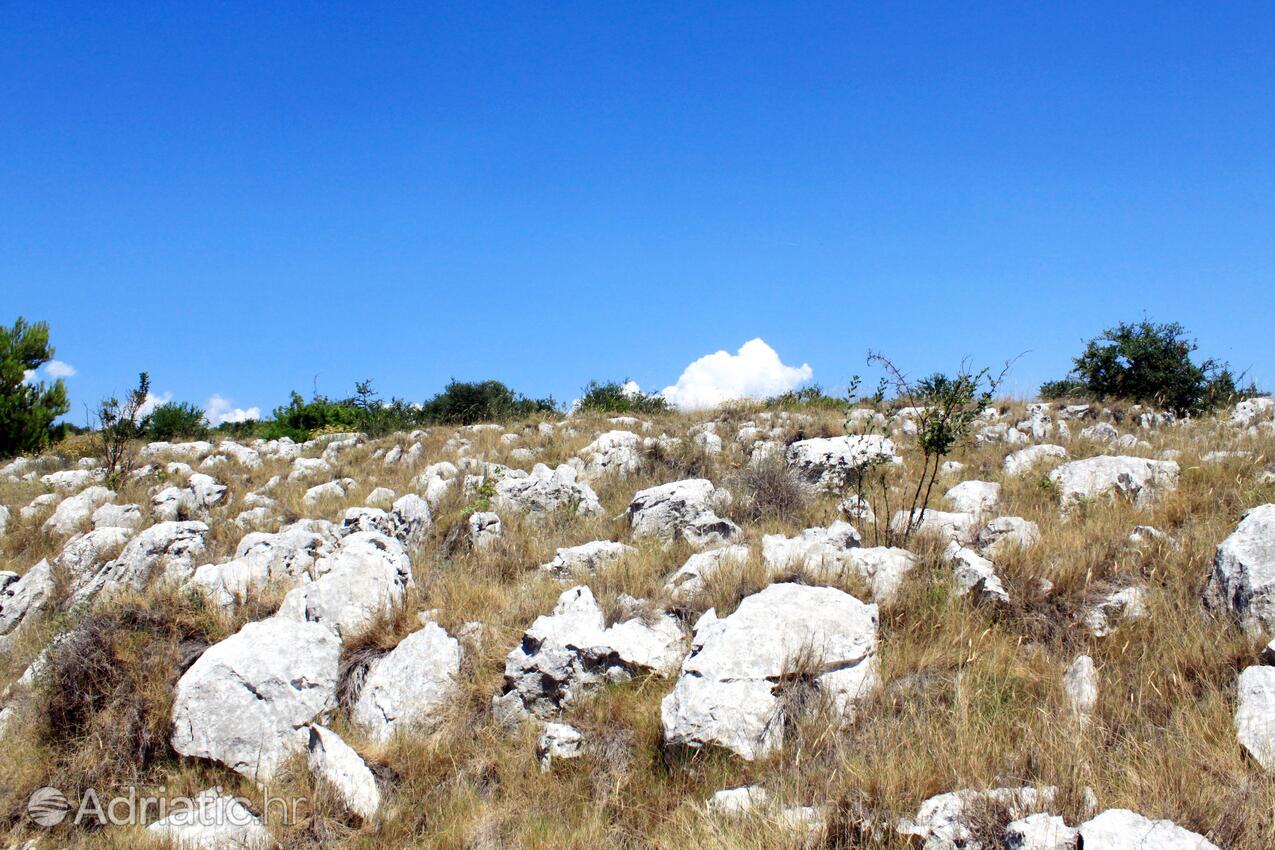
144, 401, 208, 441
765, 384, 849, 411
1041, 319, 1257, 415
0, 317, 70, 458
418, 379, 556, 425
576, 379, 669, 415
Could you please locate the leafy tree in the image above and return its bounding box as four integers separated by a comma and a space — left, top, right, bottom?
577, 379, 669, 415
419, 379, 555, 425
0, 317, 70, 458
145, 401, 208, 441
1042, 319, 1253, 415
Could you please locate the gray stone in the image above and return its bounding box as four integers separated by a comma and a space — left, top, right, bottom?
170, 616, 340, 781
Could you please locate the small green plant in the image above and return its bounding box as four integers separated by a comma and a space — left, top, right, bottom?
95, 372, 151, 487
765, 383, 850, 411
0, 316, 71, 459
577, 379, 669, 415
865, 352, 1010, 545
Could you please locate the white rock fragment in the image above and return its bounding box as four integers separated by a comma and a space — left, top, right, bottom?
1077, 808, 1219, 850
307, 724, 381, 820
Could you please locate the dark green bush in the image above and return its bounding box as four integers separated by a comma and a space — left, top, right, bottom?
1041, 320, 1257, 415
418, 379, 555, 425
577, 379, 669, 415
144, 401, 208, 441
0, 317, 70, 458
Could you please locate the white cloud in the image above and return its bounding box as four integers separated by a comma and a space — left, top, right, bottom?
43, 360, 76, 378
661, 338, 813, 411
206, 394, 261, 425
620, 380, 642, 398
22, 369, 36, 384
137, 391, 173, 418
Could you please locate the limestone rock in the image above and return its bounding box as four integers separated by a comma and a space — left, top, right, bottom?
1077, 808, 1219, 850
785, 435, 900, 492
352, 622, 461, 742
661, 583, 878, 760
170, 616, 340, 781
627, 479, 741, 549
1205, 504, 1275, 635
500, 586, 686, 718
307, 724, 380, 820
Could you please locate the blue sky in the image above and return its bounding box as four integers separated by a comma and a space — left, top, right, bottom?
5, 2, 1274, 421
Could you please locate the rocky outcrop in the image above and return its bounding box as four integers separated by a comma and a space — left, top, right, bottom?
499, 586, 686, 718
1205, 504, 1275, 635
277, 531, 414, 639
627, 479, 740, 548
539, 541, 636, 578
352, 621, 461, 742
492, 463, 604, 521
1076, 808, 1219, 849
307, 724, 381, 819
785, 435, 899, 492
170, 616, 340, 781
1048, 456, 1179, 512
1236, 665, 1275, 771
661, 582, 878, 760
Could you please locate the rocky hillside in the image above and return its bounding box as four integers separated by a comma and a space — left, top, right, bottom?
1, 398, 1274, 849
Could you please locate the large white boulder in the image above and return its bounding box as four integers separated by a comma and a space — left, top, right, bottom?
152, 472, 227, 521
43, 485, 114, 535
1231, 397, 1275, 428
1006, 813, 1078, 850
339, 494, 433, 548
490, 463, 604, 521
539, 540, 636, 578
73, 520, 210, 603
353, 621, 461, 742
664, 545, 752, 600
1003, 445, 1067, 477
661, 582, 878, 760
277, 532, 413, 640
499, 586, 686, 718
55, 526, 133, 589
1236, 665, 1275, 771
170, 616, 340, 781
92, 502, 143, 530
1205, 504, 1275, 635
761, 522, 915, 603
1076, 808, 1219, 849
944, 481, 1001, 515
890, 509, 978, 545
1048, 456, 1179, 512
785, 435, 900, 492
0, 560, 55, 645
976, 516, 1041, 556
627, 479, 741, 549
576, 430, 643, 478
185, 521, 337, 609
946, 543, 1010, 605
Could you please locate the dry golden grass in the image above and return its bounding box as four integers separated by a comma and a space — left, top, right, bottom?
0, 405, 1273, 848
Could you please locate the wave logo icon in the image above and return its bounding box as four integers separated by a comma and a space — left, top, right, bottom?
28, 786, 70, 827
